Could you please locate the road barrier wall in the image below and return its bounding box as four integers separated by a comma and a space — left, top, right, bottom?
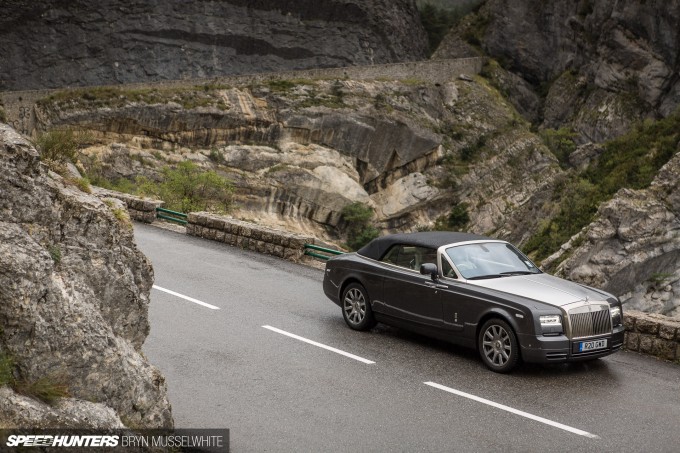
93, 187, 162, 223
186, 211, 316, 262
624, 311, 680, 361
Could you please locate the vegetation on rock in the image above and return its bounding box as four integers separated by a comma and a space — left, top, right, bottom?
35, 129, 91, 173
340, 202, 379, 251
136, 161, 234, 214
524, 109, 680, 263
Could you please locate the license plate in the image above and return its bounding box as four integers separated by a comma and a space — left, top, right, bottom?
576, 339, 607, 352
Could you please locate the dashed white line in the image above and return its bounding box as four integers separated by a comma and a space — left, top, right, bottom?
262, 325, 375, 364
424, 381, 599, 439
152, 285, 220, 310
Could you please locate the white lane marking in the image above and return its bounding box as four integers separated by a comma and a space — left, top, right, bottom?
262, 325, 375, 364
424, 381, 599, 439
152, 285, 220, 310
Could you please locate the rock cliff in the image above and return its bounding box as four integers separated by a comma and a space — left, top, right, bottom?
0, 0, 427, 91
0, 123, 172, 428
544, 152, 680, 318
34, 75, 561, 244
436, 0, 680, 143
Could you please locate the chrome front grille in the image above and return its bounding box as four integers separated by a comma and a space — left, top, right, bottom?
568, 305, 611, 339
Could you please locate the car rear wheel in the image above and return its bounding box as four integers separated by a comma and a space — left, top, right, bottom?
478, 318, 519, 373
342, 283, 376, 331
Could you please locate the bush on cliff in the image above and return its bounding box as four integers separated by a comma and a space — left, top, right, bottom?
524, 109, 680, 263
340, 202, 379, 251
138, 161, 234, 214
35, 129, 92, 174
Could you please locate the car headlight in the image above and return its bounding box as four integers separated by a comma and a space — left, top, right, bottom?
610, 306, 622, 327
539, 315, 563, 335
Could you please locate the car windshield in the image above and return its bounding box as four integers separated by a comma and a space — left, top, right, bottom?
445, 242, 541, 280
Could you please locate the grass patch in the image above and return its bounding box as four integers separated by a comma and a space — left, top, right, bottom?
48, 245, 62, 264
265, 164, 291, 175
111, 207, 132, 229
0, 352, 69, 405
267, 78, 315, 93
39, 85, 230, 111
35, 129, 92, 174
13, 374, 71, 405
0, 352, 14, 386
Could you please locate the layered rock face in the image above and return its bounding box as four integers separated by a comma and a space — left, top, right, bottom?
0, 0, 427, 91
0, 123, 172, 428
437, 0, 680, 142
36, 76, 561, 243
545, 152, 680, 317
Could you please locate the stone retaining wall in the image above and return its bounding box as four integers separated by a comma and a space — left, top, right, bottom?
92, 187, 162, 223
186, 212, 317, 262
624, 310, 680, 361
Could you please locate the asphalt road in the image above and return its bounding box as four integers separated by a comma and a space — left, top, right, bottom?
136, 223, 680, 453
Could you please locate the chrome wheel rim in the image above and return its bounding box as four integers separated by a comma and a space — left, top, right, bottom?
343, 288, 366, 325
482, 325, 511, 367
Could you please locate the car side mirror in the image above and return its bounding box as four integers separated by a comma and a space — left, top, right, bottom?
420, 263, 439, 281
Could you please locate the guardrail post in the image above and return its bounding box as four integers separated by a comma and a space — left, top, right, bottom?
156, 207, 188, 225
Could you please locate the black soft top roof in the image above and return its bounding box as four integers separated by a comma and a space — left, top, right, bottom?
357, 231, 491, 261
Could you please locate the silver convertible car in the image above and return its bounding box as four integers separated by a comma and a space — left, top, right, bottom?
322, 232, 624, 373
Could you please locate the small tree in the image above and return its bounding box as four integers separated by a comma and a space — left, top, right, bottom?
139, 161, 234, 213
340, 202, 379, 250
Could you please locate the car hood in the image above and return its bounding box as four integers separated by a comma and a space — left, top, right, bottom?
467, 273, 607, 308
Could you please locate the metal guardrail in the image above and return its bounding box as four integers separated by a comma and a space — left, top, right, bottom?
303, 244, 344, 261
156, 207, 188, 225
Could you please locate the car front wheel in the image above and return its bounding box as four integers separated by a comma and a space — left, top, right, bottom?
478, 318, 519, 373
342, 283, 376, 331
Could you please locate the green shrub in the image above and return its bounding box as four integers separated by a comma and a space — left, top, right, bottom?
138, 161, 234, 214
48, 245, 62, 264
540, 127, 576, 168
340, 202, 379, 250
208, 148, 226, 165
434, 203, 470, 231
0, 352, 14, 386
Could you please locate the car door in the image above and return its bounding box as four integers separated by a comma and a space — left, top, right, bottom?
438, 253, 483, 334
379, 245, 444, 328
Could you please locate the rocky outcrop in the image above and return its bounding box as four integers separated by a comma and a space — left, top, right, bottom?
544, 152, 680, 318
37, 74, 562, 245
0, 123, 172, 428
437, 0, 680, 143
0, 0, 427, 91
